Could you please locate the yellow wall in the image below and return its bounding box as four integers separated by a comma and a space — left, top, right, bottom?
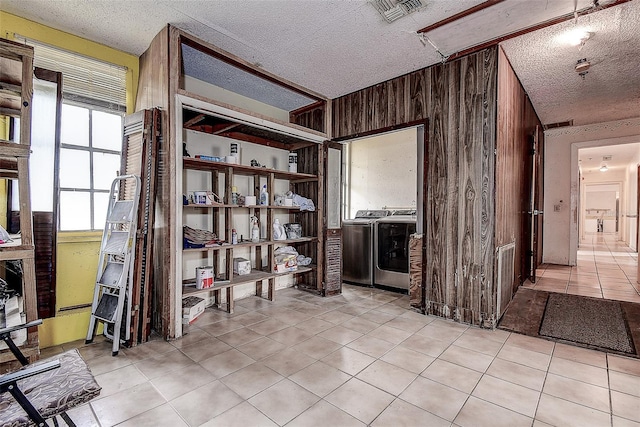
0, 12, 140, 347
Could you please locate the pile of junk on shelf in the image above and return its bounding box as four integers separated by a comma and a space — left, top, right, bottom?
274, 191, 315, 211
274, 245, 312, 273
183, 190, 315, 211
1, 276, 27, 346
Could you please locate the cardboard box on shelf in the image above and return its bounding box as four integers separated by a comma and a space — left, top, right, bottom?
233, 257, 251, 275
182, 296, 205, 324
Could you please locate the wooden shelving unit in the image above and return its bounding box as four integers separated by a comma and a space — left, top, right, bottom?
0, 39, 39, 366
135, 25, 332, 339
181, 146, 322, 317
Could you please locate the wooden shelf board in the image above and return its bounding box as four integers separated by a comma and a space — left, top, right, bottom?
183, 237, 317, 253
0, 141, 30, 158
184, 202, 303, 211
183, 156, 317, 181
0, 242, 35, 261
0, 107, 21, 118
182, 266, 314, 298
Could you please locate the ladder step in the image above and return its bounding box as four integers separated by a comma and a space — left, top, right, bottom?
93, 293, 119, 323
99, 262, 125, 287
108, 200, 135, 223
104, 231, 129, 254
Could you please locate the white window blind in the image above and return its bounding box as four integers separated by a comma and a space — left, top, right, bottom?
15, 35, 127, 112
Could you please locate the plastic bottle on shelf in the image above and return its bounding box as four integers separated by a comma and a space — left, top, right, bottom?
231, 186, 238, 204
273, 219, 286, 241
260, 185, 269, 205
231, 229, 238, 244
250, 216, 260, 242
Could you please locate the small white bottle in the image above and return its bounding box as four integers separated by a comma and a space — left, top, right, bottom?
250, 216, 260, 242
231, 229, 238, 244
260, 185, 269, 206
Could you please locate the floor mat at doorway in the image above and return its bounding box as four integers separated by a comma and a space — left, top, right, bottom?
539, 293, 635, 354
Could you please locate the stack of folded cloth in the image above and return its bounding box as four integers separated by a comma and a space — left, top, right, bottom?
183, 225, 219, 248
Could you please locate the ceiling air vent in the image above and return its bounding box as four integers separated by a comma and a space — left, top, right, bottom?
372, 0, 425, 23
602, 155, 612, 161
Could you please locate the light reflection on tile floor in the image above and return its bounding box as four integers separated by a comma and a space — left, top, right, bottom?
40, 280, 640, 426
523, 233, 639, 303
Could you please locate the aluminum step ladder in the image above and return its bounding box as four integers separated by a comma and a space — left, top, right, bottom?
86, 175, 141, 356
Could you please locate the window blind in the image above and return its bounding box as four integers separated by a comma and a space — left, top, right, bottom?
16, 35, 127, 112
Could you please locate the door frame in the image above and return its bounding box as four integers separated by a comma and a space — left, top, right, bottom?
568, 136, 639, 265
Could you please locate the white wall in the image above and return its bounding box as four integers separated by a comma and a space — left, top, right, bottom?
625, 156, 639, 250
346, 127, 417, 218
543, 117, 640, 265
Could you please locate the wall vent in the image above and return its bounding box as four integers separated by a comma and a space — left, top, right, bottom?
543, 120, 573, 130
496, 242, 516, 318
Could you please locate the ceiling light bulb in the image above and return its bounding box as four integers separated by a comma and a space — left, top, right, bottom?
600, 165, 608, 172
559, 28, 592, 47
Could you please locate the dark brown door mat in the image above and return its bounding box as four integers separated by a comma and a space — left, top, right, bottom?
498, 287, 640, 358
540, 293, 635, 354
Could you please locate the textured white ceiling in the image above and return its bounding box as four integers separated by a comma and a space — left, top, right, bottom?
2, 0, 639, 127
579, 143, 640, 174
501, 1, 640, 126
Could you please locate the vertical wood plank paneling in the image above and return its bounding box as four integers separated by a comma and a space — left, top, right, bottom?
409, 68, 429, 122
376, 82, 388, 130
332, 48, 501, 326
426, 62, 450, 318
456, 55, 481, 324
445, 60, 461, 322
492, 47, 542, 323
350, 91, 362, 137
481, 48, 498, 324
386, 79, 398, 126
290, 104, 325, 133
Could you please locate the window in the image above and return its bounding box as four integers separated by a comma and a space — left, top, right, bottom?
14, 36, 128, 231
59, 104, 123, 231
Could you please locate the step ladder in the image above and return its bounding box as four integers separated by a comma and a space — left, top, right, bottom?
86, 175, 141, 356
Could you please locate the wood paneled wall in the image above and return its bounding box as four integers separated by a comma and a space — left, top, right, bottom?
333, 48, 498, 327
290, 103, 325, 133
136, 26, 173, 338
495, 47, 543, 310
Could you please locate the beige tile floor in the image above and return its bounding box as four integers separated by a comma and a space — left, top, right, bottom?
523, 233, 640, 303
41, 281, 640, 427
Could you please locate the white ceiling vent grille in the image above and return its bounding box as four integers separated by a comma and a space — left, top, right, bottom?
372, 0, 425, 23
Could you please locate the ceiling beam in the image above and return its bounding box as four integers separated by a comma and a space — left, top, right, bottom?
417, 0, 505, 34
442, 0, 634, 62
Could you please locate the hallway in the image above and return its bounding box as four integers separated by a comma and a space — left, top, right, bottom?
523, 233, 639, 303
